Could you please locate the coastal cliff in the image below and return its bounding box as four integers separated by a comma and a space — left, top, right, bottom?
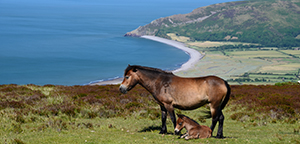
125, 0, 300, 47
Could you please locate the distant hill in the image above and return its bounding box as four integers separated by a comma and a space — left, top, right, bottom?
125, 0, 300, 47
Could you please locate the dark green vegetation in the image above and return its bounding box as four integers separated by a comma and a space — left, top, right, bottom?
126, 0, 300, 47
1, 84, 299, 143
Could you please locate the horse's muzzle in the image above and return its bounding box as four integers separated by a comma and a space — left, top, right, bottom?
119, 84, 128, 94
174, 128, 180, 135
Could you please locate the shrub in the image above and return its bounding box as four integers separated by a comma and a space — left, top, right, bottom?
230, 85, 300, 121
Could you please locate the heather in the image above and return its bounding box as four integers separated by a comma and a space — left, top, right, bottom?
0, 83, 299, 143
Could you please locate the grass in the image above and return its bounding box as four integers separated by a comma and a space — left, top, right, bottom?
1, 84, 300, 143
2, 116, 300, 143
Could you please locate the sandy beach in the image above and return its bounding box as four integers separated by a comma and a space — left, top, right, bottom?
91, 35, 203, 85
141, 36, 203, 73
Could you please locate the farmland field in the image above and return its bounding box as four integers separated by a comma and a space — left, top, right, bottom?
175, 50, 273, 81
167, 32, 300, 84
257, 63, 300, 73
281, 50, 300, 56
167, 33, 254, 48
225, 51, 291, 58
176, 47, 300, 85
167, 33, 190, 42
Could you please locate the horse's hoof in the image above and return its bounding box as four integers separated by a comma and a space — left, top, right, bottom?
174, 131, 180, 135
216, 135, 224, 139
159, 130, 167, 134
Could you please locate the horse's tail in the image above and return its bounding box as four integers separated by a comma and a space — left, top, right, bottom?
220, 80, 231, 110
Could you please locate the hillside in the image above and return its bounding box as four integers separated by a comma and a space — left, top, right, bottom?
125, 0, 300, 47
1, 84, 300, 143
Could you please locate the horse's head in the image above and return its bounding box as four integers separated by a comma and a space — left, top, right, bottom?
119, 65, 140, 94
175, 114, 185, 135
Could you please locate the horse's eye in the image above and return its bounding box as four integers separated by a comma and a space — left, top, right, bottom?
179, 122, 182, 126
125, 76, 130, 79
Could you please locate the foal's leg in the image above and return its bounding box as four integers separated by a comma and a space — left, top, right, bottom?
160, 106, 168, 134
180, 132, 189, 138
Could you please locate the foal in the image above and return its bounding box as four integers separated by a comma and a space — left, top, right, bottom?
175, 114, 212, 140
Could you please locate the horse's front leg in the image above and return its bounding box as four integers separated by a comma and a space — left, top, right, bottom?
165, 104, 177, 134
168, 108, 176, 129
160, 105, 168, 134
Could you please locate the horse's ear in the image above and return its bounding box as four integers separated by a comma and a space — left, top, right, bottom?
177, 113, 183, 118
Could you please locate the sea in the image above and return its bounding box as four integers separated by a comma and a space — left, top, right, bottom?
0, 0, 234, 85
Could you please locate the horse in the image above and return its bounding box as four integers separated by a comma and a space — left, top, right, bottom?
119, 65, 230, 138
175, 114, 212, 140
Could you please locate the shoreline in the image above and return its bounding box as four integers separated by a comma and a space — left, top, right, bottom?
90, 35, 203, 86
141, 36, 203, 73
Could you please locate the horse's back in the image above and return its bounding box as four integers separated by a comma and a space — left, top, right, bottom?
170, 75, 228, 110
174, 75, 225, 86
173, 75, 227, 95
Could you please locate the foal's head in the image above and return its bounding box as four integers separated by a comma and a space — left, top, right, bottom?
174, 114, 186, 134
175, 114, 200, 134
119, 65, 140, 94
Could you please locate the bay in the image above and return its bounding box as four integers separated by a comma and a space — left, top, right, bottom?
0, 0, 235, 85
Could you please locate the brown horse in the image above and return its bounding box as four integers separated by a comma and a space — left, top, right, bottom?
175, 114, 212, 140
119, 65, 230, 138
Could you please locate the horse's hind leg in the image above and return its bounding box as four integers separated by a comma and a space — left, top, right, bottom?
216, 110, 225, 138
209, 105, 225, 138
210, 107, 224, 138
210, 118, 218, 134
209, 106, 219, 135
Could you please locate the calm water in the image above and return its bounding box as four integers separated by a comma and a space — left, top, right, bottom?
0, 0, 234, 85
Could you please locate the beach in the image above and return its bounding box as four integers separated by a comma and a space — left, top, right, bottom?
141, 36, 203, 73
90, 35, 203, 85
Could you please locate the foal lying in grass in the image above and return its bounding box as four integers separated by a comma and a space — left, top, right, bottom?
175, 114, 212, 140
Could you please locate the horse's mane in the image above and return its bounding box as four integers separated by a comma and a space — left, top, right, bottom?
125, 65, 173, 75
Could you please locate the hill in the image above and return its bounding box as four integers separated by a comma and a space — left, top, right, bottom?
125, 0, 300, 47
